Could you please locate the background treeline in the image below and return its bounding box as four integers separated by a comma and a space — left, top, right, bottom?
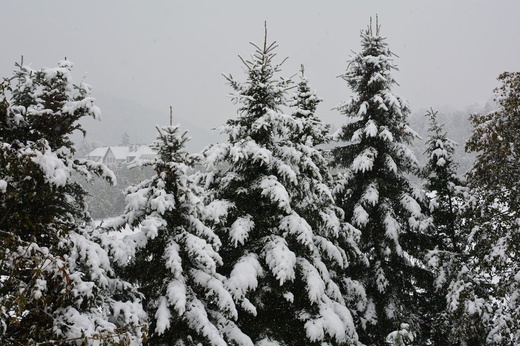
1, 21, 518, 345
79, 104, 484, 221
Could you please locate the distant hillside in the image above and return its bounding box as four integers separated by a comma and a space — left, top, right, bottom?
73, 91, 224, 153
73, 91, 491, 178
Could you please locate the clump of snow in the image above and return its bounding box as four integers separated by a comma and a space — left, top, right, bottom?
229, 215, 254, 247
259, 175, 290, 212
357, 101, 369, 116
155, 296, 172, 335
183, 298, 228, 346
166, 279, 187, 315
364, 119, 378, 137
283, 291, 294, 303
386, 323, 415, 345
226, 254, 264, 304
375, 266, 389, 293
264, 236, 296, 285
352, 147, 377, 173
31, 147, 69, 187
279, 213, 313, 249
164, 241, 183, 278
361, 182, 379, 206
353, 205, 369, 227
300, 258, 325, 304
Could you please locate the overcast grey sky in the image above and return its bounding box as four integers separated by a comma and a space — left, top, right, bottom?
2, 1, 519, 145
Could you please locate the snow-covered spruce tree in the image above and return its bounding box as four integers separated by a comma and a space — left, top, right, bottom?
102, 125, 248, 345
422, 109, 466, 253
439, 71, 520, 345
331, 20, 432, 345
0, 61, 146, 345
287, 65, 329, 147
420, 108, 468, 344
202, 28, 365, 345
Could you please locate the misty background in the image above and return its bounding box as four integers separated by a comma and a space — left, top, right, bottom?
2, 1, 519, 159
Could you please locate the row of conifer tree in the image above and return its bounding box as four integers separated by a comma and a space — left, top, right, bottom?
1, 20, 519, 345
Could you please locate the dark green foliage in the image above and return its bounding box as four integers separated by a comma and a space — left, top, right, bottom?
204, 28, 364, 345
0, 61, 145, 345
422, 108, 466, 252
287, 65, 328, 146
331, 20, 432, 345
466, 72, 520, 212
438, 71, 520, 345
420, 109, 469, 344
104, 125, 244, 346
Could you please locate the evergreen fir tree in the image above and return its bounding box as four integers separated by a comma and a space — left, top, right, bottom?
122, 131, 131, 146
202, 27, 364, 345
331, 19, 431, 345
422, 109, 465, 252
103, 125, 249, 345
441, 71, 520, 344
420, 108, 468, 344
0, 61, 146, 345
287, 65, 329, 146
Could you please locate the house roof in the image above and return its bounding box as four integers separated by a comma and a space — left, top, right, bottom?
109, 146, 131, 160
86, 145, 157, 163
133, 145, 156, 156
126, 146, 158, 163
87, 147, 109, 157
